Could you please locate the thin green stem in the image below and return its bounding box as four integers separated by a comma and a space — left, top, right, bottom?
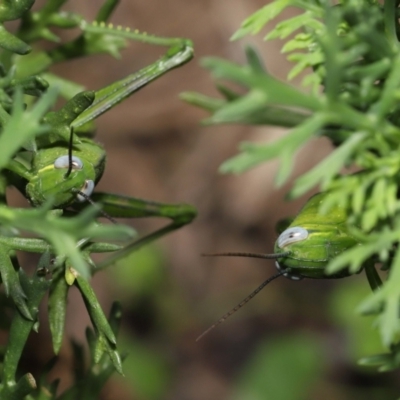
364, 262, 383, 291
384, 0, 400, 50
96, 0, 120, 22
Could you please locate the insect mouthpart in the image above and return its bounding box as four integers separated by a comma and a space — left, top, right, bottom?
275, 261, 303, 280
77, 180, 95, 202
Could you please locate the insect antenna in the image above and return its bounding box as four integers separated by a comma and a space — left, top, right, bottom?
196, 269, 289, 341
73, 189, 118, 224
65, 127, 75, 178
202, 251, 290, 259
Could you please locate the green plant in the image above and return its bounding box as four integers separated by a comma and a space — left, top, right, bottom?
184, 0, 400, 371
0, 0, 195, 398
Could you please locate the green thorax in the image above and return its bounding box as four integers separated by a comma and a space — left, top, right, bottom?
290, 192, 347, 227
26, 138, 105, 208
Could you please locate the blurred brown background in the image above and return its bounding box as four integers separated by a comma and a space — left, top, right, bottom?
13, 1, 400, 399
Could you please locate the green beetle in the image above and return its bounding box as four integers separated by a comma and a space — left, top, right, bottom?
5, 90, 197, 270
274, 192, 359, 280
0, 23, 197, 320
198, 191, 370, 340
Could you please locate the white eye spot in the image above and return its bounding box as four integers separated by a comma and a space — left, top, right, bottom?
277, 226, 308, 248
275, 261, 303, 281
77, 180, 94, 202
54, 155, 83, 170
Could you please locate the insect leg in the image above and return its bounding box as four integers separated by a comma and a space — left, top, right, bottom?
364, 261, 382, 291
71, 24, 193, 128
73, 192, 197, 268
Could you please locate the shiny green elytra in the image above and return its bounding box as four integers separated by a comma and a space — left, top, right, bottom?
25, 139, 105, 208
274, 192, 358, 279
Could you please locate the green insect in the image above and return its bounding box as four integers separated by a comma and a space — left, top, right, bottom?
0, 2, 198, 391
1, 20, 196, 319
198, 192, 381, 340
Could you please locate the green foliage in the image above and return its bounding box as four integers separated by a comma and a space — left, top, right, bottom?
117, 335, 171, 400
329, 278, 385, 361
232, 333, 323, 400
183, 0, 400, 372
54, 302, 125, 400
0, 0, 195, 398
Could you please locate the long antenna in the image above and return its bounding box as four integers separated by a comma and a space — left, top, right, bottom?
65, 127, 75, 178
196, 269, 289, 341
73, 189, 118, 224
202, 252, 290, 259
